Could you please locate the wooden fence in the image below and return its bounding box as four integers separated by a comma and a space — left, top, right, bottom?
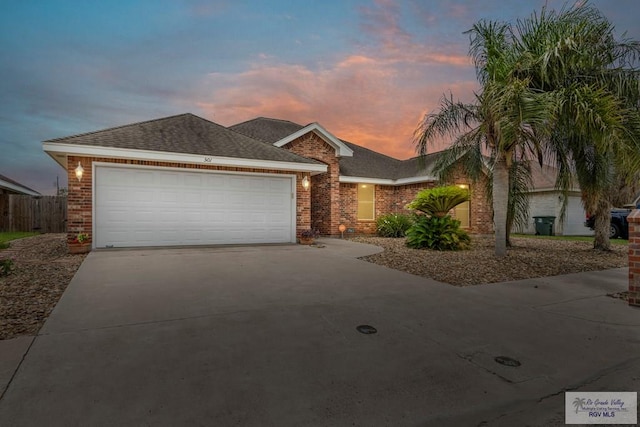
0, 195, 67, 233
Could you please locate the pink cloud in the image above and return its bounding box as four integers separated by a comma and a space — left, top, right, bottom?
194, 56, 477, 160
357, 0, 470, 68
187, 1, 478, 160
358, 0, 412, 48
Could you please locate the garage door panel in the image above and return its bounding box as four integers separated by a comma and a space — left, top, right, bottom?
184, 191, 203, 204
104, 189, 129, 203
133, 171, 154, 186
270, 179, 287, 191
268, 193, 289, 206
95, 167, 294, 247
133, 209, 155, 221
267, 211, 288, 221
160, 191, 180, 203
133, 190, 155, 203
158, 173, 180, 186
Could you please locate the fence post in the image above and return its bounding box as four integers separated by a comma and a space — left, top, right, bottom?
628, 209, 640, 307
0, 194, 67, 233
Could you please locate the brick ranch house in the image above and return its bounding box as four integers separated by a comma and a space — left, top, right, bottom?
42, 113, 492, 251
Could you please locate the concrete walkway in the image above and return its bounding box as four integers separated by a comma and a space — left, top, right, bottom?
0, 238, 638, 426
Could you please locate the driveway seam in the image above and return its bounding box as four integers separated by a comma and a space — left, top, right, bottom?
0, 336, 36, 402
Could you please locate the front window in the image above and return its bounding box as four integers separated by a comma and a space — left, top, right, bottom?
357, 184, 375, 220
454, 184, 470, 228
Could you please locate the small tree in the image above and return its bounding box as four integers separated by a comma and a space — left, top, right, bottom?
406, 185, 470, 217
405, 185, 471, 251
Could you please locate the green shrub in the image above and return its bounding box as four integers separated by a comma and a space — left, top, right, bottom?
0, 258, 14, 276
406, 185, 469, 217
376, 213, 413, 237
406, 215, 471, 251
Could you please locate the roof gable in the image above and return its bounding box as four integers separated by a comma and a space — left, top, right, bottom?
229, 116, 440, 182
231, 118, 354, 158
274, 123, 354, 158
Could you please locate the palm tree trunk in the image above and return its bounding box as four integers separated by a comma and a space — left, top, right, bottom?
593, 197, 612, 251
493, 156, 509, 257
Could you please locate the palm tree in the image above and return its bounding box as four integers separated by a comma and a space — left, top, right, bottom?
416, 2, 640, 254
514, 4, 640, 250
415, 22, 556, 257
427, 124, 533, 248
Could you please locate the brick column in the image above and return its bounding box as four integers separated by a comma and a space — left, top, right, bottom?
67, 156, 92, 254
628, 209, 640, 307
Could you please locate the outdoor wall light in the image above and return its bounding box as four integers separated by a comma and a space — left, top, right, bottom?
302, 175, 310, 190
75, 162, 84, 182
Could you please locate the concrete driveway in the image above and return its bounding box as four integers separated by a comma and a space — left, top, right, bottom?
0, 239, 638, 426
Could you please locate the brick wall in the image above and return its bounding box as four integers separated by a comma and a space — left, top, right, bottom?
444, 167, 493, 235
67, 156, 93, 250
339, 183, 357, 232
276, 130, 494, 237
281, 134, 341, 235
65, 156, 312, 251
338, 177, 493, 236
628, 210, 640, 307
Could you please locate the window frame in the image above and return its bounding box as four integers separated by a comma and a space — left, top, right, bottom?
357, 183, 375, 221
454, 184, 470, 229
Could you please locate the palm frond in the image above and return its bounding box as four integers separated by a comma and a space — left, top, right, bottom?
413, 93, 479, 156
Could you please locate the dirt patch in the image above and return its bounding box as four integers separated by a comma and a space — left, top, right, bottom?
0, 234, 85, 340
351, 236, 628, 286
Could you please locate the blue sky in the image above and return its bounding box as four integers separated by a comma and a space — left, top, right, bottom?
2, 0, 639, 194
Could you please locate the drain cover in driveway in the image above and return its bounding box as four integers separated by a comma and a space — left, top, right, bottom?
494, 356, 521, 367
356, 325, 377, 334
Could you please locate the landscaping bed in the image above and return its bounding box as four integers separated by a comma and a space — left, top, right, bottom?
0, 234, 85, 340
350, 235, 628, 286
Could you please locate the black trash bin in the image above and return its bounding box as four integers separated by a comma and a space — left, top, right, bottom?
533, 216, 556, 236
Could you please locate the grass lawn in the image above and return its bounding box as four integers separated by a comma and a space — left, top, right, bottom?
512, 233, 628, 246
0, 231, 40, 248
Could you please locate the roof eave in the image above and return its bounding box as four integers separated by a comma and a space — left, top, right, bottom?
0, 179, 40, 196
339, 175, 436, 186
42, 142, 328, 174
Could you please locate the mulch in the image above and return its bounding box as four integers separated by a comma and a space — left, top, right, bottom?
0, 234, 86, 340
350, 236, 628, 286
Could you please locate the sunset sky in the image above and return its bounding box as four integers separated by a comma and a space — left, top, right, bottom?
2, 0, 639, 194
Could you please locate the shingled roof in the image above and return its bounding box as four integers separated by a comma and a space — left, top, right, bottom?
229, 117, 304, 144
230, 117, 437, 180
45, 114, 320, 165
0, 173, 40, 195
338, 141, 403, 179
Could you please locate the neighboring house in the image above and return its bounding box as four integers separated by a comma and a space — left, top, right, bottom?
43, 113, 493, 251
0, 173, 40, 196
513, 163, 591, 236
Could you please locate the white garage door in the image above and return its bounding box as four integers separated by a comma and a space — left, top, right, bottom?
95, 166, 295, 248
